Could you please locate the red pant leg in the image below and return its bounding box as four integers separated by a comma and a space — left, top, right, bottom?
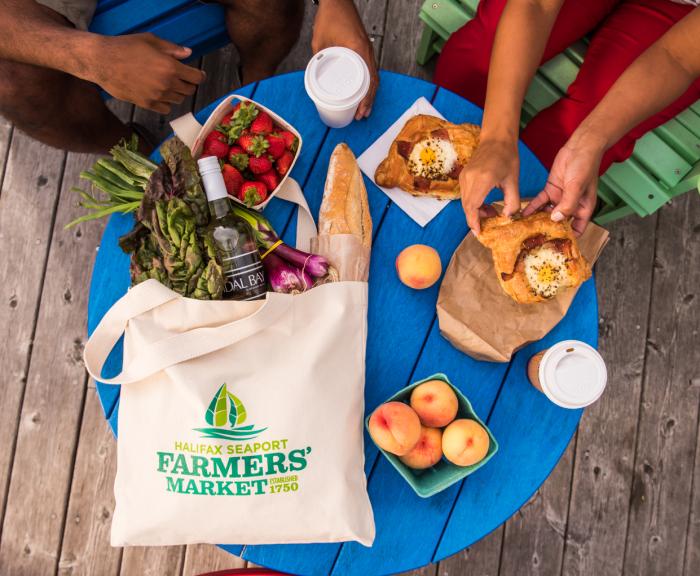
521, 0, 699, 172
434, 0, 621, 106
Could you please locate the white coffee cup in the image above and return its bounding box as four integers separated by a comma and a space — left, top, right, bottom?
304, 47, 370, 129
530, 340, 607, 409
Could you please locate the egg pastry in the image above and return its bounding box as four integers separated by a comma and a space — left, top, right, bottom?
476, 211, 591, 304
375, 115, 480, 199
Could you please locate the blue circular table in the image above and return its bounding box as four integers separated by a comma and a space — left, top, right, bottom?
88, 71, 598, 575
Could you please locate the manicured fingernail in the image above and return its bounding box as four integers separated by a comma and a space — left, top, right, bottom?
551, 211, 565, 222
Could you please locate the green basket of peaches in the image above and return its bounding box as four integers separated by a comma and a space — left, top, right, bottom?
366, 373, 498, 498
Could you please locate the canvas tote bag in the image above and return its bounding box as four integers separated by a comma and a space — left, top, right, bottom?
83, 193, 375, 547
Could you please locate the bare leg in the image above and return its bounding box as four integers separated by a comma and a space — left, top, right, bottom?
0, 6, 131, 153
217, 0, 305, 85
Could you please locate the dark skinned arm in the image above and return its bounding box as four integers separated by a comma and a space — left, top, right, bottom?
0, 0, 205, 113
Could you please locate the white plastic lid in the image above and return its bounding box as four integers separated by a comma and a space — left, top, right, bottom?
539, 340, 607, 409
197, 156, 227, 201
304, 47, 370, 110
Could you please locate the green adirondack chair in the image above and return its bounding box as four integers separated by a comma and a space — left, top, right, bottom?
417, 0, 700, 225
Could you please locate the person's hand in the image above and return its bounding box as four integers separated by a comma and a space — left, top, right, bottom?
460, 138, 520, 234
89, 33, 205, 114
312, 0, 379, 119
522, 134, 603, 235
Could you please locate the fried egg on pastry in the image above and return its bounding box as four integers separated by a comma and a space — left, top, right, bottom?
407, 137, 459, 180
477, 212, 591, 304
375, 115, 480, 199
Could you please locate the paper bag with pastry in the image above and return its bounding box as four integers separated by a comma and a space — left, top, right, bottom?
437, 204, 608, 362
311, 143, 372, 282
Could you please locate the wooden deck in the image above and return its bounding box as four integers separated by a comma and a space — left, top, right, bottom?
0, 1, 698, 575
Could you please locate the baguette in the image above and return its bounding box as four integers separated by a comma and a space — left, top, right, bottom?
319, 143, 372, 248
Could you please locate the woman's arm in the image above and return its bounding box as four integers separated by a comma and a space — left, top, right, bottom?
461, 0, 564, 233
524, 7, 700, 233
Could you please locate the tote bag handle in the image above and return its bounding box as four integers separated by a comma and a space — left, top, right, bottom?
84, 280, 291, 386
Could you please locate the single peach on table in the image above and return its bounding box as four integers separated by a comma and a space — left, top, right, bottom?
395, 244, 442, 290
399, 426, 443, 470
368, 401, 422, 456
410, 379, 459, 427
442, 419, 490, 467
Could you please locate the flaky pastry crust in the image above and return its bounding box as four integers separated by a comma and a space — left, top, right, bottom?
476, 211, 591, 304
374, 115, 480, 199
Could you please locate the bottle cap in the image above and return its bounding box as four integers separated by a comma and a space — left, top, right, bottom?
197, 156, 228, 201
538, 340, 607, 409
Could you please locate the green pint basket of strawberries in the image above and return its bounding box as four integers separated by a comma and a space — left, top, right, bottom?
170, 94, 302, 210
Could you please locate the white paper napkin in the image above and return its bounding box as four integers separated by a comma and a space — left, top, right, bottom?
357, 97, 453, 227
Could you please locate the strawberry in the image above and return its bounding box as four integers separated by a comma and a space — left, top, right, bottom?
266, 134, 286, 159
238, 133, 270, 157
221, 164, 244, 195
202, 130, 229, 159
275, 150, 294, 176
251, 111, 273, 134
278, 130, 299, 152
228, 145, 249, 171
238, 181, 268, 207
256, 169, 280, 192
249, 155, 273, 175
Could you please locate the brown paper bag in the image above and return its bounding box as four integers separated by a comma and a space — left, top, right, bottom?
311, 234, 371, 282
437, 221, 609, 363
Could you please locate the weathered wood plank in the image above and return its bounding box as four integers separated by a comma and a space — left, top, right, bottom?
398, 564, 438, 576
119, 546, 185, 576
196, 45, 242, 110
58, 390, 121, 576
622, 194, 700, 574
381, 0, 434, 80
0, 117, 13, 188
0, 150, 104, 576
499, 439, 576, 575
0, 132, 65, 551
561, 215, 658, 576
181, 544, 245, 576
685, 398, 700, 576
437, 528, 503, 576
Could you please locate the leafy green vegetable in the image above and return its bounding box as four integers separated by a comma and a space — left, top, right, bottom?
116, 137, 224, 299
66, 135, 156, 228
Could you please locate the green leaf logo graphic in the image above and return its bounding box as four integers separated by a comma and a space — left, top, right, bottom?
198, 383, 264, 441
205, 383, 229, 427
228, 392, 247, 427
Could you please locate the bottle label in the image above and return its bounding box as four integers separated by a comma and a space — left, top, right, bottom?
222, 250, 266, 299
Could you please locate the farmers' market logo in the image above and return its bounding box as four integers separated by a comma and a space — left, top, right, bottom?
193, 383, 266, 441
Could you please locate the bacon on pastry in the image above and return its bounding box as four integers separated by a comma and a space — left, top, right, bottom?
476, 211, 591, 304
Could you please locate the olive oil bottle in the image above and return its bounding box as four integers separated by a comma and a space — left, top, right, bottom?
197, 156, 266, 300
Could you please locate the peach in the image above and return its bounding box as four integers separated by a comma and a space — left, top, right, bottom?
368, 402, 421, 456
410, 379, 459, 427
399, 426, 443, 470
395, 244, 442, 290
442, 419, 490, 467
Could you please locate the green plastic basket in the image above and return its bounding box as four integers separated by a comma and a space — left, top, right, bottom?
366, 373, 498, 498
